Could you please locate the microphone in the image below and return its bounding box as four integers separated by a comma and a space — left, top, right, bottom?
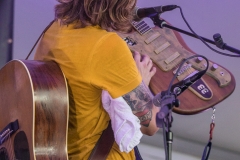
153, 70, 206, 107
133, 5, 178, 21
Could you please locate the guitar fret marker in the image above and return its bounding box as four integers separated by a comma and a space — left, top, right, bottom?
145, 32, 161, 44
154, 41, 170, 54
164, 52, 180, 64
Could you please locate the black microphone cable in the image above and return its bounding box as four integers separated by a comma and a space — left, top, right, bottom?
166, 54, 209, 96
175, 6, 240, 57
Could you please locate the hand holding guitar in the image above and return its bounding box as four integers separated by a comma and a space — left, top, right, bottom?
133, 51, 156, 86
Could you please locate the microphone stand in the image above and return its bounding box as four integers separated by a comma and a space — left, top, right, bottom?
150, 15, 240, 54
156, 93, 179, 160
149, 15, 211, 160
166, 116, 173, 160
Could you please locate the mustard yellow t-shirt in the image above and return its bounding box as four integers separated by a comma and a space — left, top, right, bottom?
34, 21, 142, 159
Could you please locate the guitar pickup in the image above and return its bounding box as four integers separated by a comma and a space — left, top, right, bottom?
165, 52, 180, 64
145, 32, 161, 44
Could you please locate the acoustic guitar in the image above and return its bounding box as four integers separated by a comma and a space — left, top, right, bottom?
117, 20, 236, 115
0, 60, 69, 160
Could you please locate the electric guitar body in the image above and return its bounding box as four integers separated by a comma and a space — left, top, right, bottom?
117, 20, 235, 114
0, 60, 69, 160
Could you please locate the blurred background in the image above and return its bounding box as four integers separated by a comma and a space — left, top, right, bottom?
1, 0, 240, 159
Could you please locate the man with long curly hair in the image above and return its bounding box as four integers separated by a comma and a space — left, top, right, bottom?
34, 0, 160, 159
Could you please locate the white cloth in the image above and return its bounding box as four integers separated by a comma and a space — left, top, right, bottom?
101, 90, 143, 153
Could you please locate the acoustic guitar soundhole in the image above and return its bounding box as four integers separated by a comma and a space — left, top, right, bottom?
0, 147, 9, 160
14, 131, 30, 160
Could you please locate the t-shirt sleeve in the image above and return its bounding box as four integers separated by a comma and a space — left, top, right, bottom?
90, 33, 142, 98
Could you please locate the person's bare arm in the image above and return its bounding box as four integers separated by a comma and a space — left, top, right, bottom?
122, 82, 160, 135
122, 51, 160, 136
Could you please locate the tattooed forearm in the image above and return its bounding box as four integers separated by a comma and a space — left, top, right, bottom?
122, 82, 153, 127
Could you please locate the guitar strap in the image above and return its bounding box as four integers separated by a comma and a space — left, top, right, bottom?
88, 121, 115, 160
27, 20, 115, 159
25, 20, 55, 60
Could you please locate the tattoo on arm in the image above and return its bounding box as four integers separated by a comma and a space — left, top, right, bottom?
122, 82, 153, 127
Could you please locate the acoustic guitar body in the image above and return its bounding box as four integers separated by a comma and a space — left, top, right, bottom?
0, 60, 69, 160
117, 20, 236, 114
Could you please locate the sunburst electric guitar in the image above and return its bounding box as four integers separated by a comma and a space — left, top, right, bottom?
0, 60, 69, 160
117, 20, 236, 114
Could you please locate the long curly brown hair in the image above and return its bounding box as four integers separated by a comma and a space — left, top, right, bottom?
55, 0, 137, 32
